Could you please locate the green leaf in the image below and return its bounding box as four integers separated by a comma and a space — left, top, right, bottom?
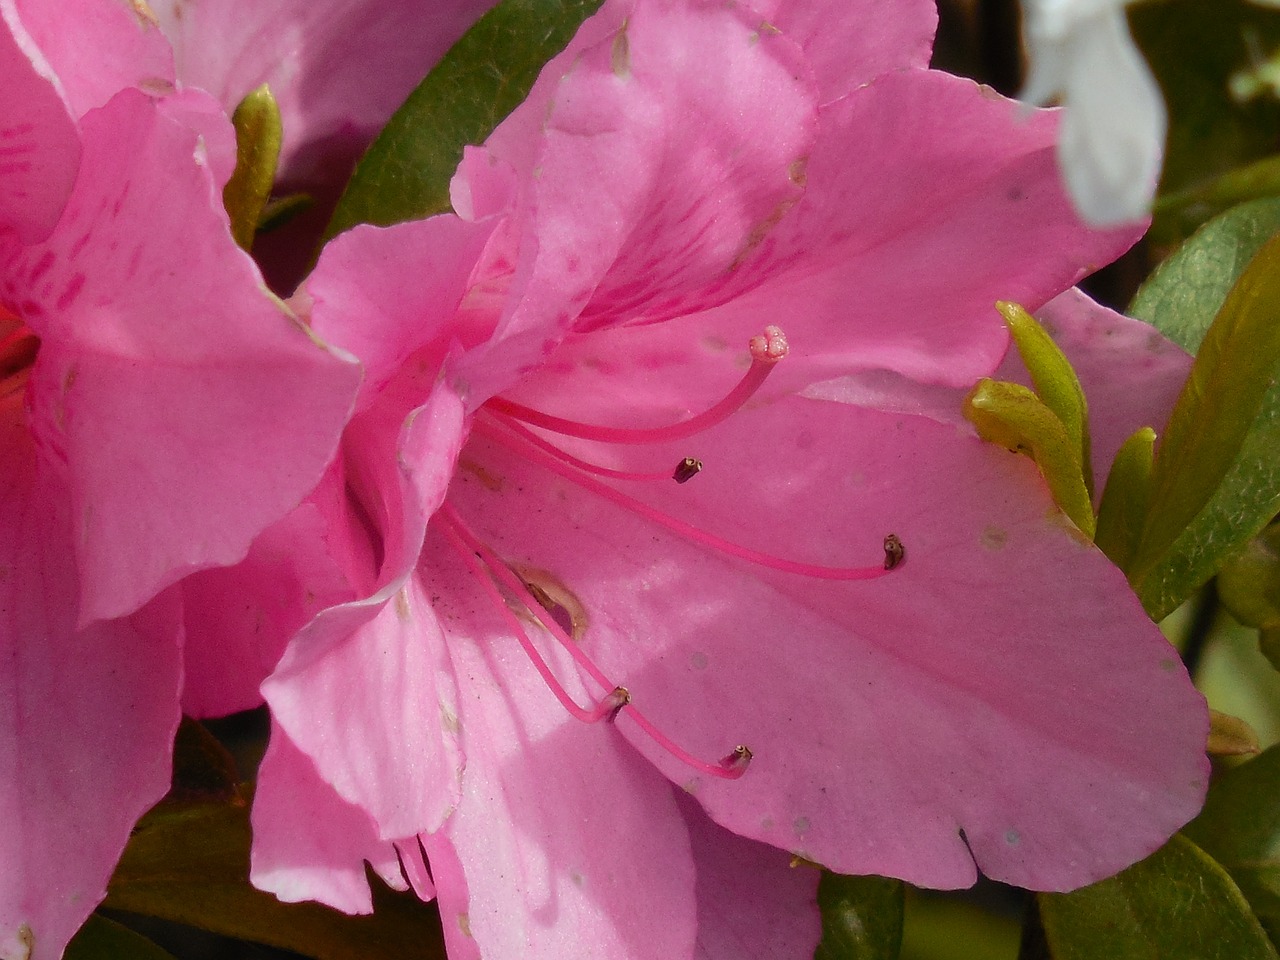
104, 796, 447, 960
328, 0, 605, 237
997, 301, 1092, 496
1130, 0, 1280, 243
1130, 197, 1280, 352
1039, 834, 1278, 960
1094, 427, 1155, 571
1185, 744, 1280, 942
963, 379, 1096, 538
64, 916, 177, 960
1220, 524, 1280, 634
222, 85, 282, 252
815, 872, 903, 960
1127, 229, 1280, 616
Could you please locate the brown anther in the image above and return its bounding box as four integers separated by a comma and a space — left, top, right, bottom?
883, 533, 905, 570
672, 457, 704, 483
720, 744, 753, 772
603, 685, 631, 722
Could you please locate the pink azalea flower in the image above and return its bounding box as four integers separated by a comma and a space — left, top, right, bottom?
195, 0, 1207, 954
0, 8, 360, 957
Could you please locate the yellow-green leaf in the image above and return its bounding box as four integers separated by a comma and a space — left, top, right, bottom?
964, 379, 1096, 538
1094, 427, 1156, 572
222, 85, 282, 252
997, 300, 1092, 497
1130, 231, 1280, 590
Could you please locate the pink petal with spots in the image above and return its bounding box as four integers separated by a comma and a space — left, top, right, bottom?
418, 537, 699, 960
263, 385, 468, 840
148, 0, 498, 187
0, 6, 79, 242
12, 0, 174, 117
0, 89, 360, 624
754, 0, 937, 100
445, 391, 1208, 891
676, 792, 822, 960
451, 0, 818, 400
251, 721, 419, 914
0, 410, 182, 960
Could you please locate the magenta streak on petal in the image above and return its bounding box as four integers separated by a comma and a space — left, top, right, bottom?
482, 411, 684, 483
471, 418, 890, 582
485, 325, 789, 445
437, 502, 750, 781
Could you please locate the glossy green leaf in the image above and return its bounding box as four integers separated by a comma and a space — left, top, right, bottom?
328, 0, 605, 237
1094, 427, 1155, 571
963, 379, 1096, 538
64, 916, 177, 960
998, 300, 1092, 496
1185, 745, 1280, 942
815, 872, 903, 960
222, 85, 282, 251
1158, 155, 1280, 220
1039, 834, 1278, 960
104, 796, 447, 960
1127, 230, 1280, 617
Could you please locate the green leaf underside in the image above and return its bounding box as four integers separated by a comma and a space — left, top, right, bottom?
222, 85, 282, 252
999, 301, 1093, 497
1185, 745, 1280, 944
64, 916, 177, 960
1039, 834, 1278, 960
1094, 427, 1156, 571
104, 796, 447, 960
963, 379, 1096, 538
327, 0, 606, 238
815, 872, 904, 960
1127, 200, 1280, 619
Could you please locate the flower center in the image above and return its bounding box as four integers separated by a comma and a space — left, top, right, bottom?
443, 326, 904, 781
0, 306, 38, 404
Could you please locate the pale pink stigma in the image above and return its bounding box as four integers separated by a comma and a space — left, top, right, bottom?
485, 326, 791, 445
474, 418, 894, 582
438, 503, 751, 781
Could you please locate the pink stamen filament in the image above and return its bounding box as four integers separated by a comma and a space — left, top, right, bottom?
472, 417, 891, 582
482, 411, 682, 483
437, 502, 749, 781
484, 325, 789, 446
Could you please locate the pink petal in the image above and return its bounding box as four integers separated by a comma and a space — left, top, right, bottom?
688, 69, 1144, 393
12, 0, 174, 117
251, 721, 417, 914
676, 792, 821, 960
262, 384, 468, 840
148, 0, 499, 186
756, 0, 937, 101
1, 89, 360, 624
451, 0, 818, 397
445, 394, 1208, 891
0, 411, 182, 960
0, 6, 79, 242
180, 494, 356, 718
300, 215, 497, 413
417, 544, 699, 960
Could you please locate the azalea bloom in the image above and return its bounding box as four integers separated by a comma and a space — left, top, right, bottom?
192, 1, 1216, 955
0, 6, 359, 957
1020, 0, 1167, 225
